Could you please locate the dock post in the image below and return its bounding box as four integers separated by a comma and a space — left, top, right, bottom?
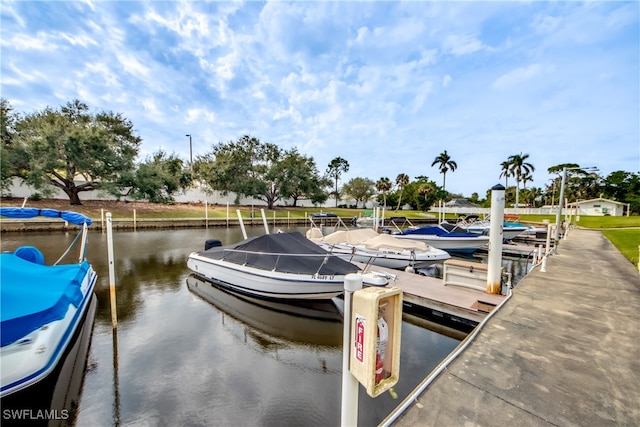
260, 208, 269, 234
236, 210, 248, 239
106, 213, 118, 328
487, 184, 505, 294
554, 167, 568, 252
537, 244, 543, 263
341, 274, 363, 427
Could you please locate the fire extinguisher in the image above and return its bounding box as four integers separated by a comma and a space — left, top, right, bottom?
375, 311, 389, 384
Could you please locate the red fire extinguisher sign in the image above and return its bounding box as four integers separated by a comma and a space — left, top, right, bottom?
354, 314, 365, 364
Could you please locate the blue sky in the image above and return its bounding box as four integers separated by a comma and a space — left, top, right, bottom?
2, 1, 638, 198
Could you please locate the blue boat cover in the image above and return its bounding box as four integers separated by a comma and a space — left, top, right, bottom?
0, 207, 92, 226
0, 254, 89, 347
401, 226, 480, 238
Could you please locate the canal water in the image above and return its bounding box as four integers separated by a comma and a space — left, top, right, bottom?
1, 226, 530, 426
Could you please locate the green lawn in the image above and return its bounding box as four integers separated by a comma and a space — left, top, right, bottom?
601, 229, 640, 269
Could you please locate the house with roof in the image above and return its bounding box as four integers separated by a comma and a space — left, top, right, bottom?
569, 198, 627, 216
445, 198, 480, 208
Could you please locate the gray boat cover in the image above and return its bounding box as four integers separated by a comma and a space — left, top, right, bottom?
197, 232, 359, 276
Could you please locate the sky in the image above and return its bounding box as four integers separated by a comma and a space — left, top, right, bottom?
1, 1, 639, 198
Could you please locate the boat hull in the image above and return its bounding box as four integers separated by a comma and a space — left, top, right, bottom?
394, 235, 489, 253
187, 253, 348, 300
465, 225, 529, 240
316, 243, 450, 269
1, 267, 97, 399
0, 293, 97, 426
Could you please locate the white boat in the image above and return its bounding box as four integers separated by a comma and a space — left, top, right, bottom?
307, 227, 450, 270
187, 232, 390, 300
444, 215, 531, 240
0, 207, 98, 411
393, 224, 490, 253
352, 215, 379, 228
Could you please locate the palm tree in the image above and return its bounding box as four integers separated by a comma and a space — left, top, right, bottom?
395, 173, 409, 211
375, 177, 392, 210
522, 172, 533, 193
418, 183, 436, 211
499, 161, 512, 188
326, 157, 349, 207
507, 153, 535, 208
431, 150, 457, 196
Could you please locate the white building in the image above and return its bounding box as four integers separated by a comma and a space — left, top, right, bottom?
570, 198, 627, 216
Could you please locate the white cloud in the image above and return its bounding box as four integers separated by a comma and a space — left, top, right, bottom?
2, 32, 55, 50
530, 14, 563, 34
115, 51, 150, 78
492, 64, 544, 90
442, 34, 486, 56
185, 108, 216, 124
0, 1, 637, 197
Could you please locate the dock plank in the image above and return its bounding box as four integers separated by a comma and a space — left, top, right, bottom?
361, 263, 506, 323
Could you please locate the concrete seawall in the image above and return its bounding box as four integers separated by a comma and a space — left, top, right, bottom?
0, 217, 438, 232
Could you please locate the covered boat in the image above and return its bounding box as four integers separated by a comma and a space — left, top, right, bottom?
187, 232, 389, 300
308, 228, 450, 270
394, 225, 490, 253
0, 207, 98, 416
443, 215, 531, 240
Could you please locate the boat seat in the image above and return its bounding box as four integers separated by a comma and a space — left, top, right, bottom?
13, 246, 45, 265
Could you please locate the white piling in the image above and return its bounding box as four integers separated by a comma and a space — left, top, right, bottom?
226, 202, 230, 228
554, 168, 568, 252
133, 209, 137, 232
486, 184, 505, 294
101, 209, 105, 233
236, 209, 248, 239
537, 244, 543, 263
78, 223, 89, 263
21, 197, 27, 208
205, 201, 209, 229
341, 274, 363, 427
546, 223, 553, 255
373, 207, 379, 232
541, 255, 547, 273
106, 213, 118, 328
260, 208, 269, 234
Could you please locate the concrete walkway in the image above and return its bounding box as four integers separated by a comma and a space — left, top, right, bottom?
387, 228, 639, 427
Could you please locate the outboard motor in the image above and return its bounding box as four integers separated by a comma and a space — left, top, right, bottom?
204, 239, 222, 250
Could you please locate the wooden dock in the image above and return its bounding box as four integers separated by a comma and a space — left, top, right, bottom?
361, 263, 506, 326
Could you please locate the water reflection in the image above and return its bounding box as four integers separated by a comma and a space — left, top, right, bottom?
0, 226, 533, 426
186, 274, 343, 347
